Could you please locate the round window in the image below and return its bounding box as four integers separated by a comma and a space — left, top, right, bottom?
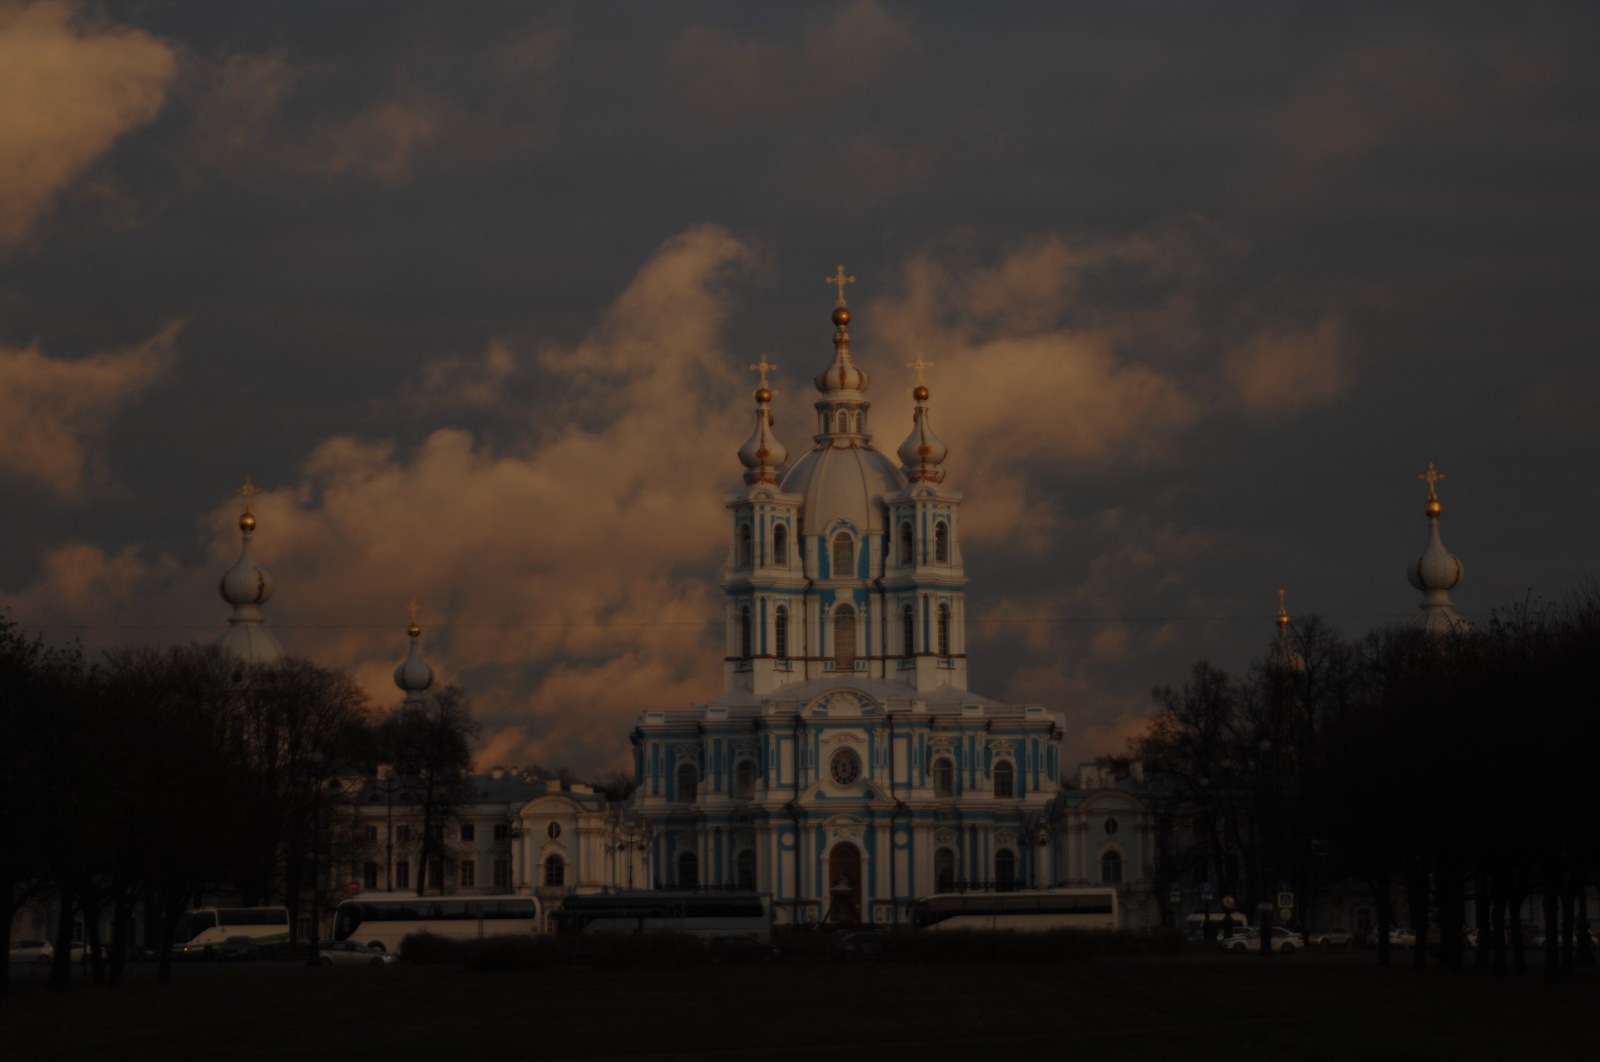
829, 748, 861, 785
1104, 817, 1119, 836
547, 822, 561, 840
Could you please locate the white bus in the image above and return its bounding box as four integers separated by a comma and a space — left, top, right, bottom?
552, 892, 774, 942
910, 888, 1120, 932
173, 907, 291, 957
331, 895, 541, 953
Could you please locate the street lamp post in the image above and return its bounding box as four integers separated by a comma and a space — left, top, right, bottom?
306, 752, 325, 967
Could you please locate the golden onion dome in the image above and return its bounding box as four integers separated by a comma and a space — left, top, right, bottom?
239, 511, 256, 533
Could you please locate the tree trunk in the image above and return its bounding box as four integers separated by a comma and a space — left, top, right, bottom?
49, 891, 75, 990
1560, 879, 1575, 976
1542, 879, 1560, 982
1375, 872, 1392, 968
1490, 867, 1508, 977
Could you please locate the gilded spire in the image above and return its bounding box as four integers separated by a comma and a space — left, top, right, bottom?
406, 596, 422, 638
826, 264, 856, 307
739, 355, 788, 483
235, 475, 262, 533
1418, 460, 1445, 517
897, 360, 947, 483
1276, 588, 1290, 629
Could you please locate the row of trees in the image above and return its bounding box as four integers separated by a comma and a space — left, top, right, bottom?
1131, 585, 1600, 980
0, 615, 479, 993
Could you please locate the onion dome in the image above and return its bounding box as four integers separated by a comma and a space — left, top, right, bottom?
780, 266, 905, 532
1407, 462, 1469, 635
216, 477, 284, 665
1267, 588, 1304, 673
897, 360, 947, 484
738, 358, 788, 484
814, 266, 869, 397
394, 600, 435, 704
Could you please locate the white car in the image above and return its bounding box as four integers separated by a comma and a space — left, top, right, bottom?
8, 939, 54, 964
316, 940, 398, 966
1308, 927, 1352, 947
1222, 927, 1301, 954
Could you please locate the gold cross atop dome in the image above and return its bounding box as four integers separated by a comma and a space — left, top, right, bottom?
234, 475, 263, 514
749, 355, 777, 389
907, 354, 934, 387
1418, 460, 1445, 500
407, 598, 421, 623
826, 264, 856, 305
1277, 588, 1290, 627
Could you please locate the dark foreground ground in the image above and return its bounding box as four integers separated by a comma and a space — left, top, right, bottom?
1, 947, 1593, 1061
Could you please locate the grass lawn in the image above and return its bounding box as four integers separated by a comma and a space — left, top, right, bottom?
1, 950, 1593, 1060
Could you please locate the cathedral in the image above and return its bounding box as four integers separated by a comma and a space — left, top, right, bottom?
628, 270, 1064, 926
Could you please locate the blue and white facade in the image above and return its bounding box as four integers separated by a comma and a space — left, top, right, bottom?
631, 289, 1064, 925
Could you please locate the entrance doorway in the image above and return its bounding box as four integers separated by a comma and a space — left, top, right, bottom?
827, 842, 862, 923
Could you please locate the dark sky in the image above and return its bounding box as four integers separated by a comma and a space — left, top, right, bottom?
2, 0, 1596, 774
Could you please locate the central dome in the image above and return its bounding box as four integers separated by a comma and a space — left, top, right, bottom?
780, 445, 904, 534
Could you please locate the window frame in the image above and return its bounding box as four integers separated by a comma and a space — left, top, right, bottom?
933, 757, 954, 797
993, 759, 1015, 799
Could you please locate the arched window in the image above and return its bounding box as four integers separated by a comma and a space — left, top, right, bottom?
833, 604, 856, 669
543, 854, 565, 887
677, 851, 699, 889
934, 848, 956, 893
934, 521, 949, 563
1100, 850, 1123, 884
832, 532, 854, 576
898, 521, 914, 564
736, 523, 752, 567
739, 606, 752, 659
901, 604, 915, 657
736, 850, 757, 890
933, 757, 954, 797
937, 604, 951, 657
773, 525, 788, 567
735, 759, 757, 799
676, 763, 698, 802
774, 606, 789, 659
995, 849, 1016, 891
993, 760, 1015, 799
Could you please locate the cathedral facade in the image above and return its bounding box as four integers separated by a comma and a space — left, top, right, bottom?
630, 275, 1064, 925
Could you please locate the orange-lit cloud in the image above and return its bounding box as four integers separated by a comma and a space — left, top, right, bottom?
0, 0, 175, 248
183, 27, 561, 184
669, 1, 914, 131
0, 322, 180, 497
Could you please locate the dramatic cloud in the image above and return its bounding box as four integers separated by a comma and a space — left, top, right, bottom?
0, 0, 176, 247
163, 226, 755, 774
668, 1, 914, 131
0, 322, 180, 497
1275, 37, 1559, 177
183, 27, 561, 184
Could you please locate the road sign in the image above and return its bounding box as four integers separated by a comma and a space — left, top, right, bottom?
1201, 883, 1214, 901
1279, 907, 1293, 922
1277, 891, 1295, 909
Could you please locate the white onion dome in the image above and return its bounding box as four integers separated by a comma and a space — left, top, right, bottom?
814, 306, 870, 395
394, 616, 435, 702
737, 386, 788, 485
1407, 465, 1469, 635
897, 383, 948, 484
1407, 498, 1463, 592
216, 490, 283, 665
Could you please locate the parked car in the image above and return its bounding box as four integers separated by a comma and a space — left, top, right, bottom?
1308, 928, 1352, 947
218, 936, 261, 961
1222, 927, 1301, 954
317, 940, 397, 966
8, 939, 54, 964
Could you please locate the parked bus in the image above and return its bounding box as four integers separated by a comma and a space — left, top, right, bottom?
553, 891, 773, 941
331, 895, 541, 953
173, 906, 291, 957
910, 888, 1119, 931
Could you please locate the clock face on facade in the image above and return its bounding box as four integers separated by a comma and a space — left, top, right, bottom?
829, 748, 861, 786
